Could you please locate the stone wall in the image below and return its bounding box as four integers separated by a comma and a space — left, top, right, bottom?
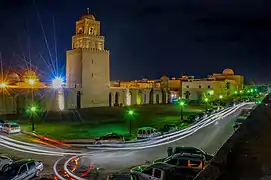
194, 94, 271, 180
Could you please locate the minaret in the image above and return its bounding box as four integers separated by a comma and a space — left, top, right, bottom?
66, 9, 110, 108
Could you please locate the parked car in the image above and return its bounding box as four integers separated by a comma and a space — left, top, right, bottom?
0, 156, 13, 171
0, 159, 43, 180
94, 133, 124, 144
131, 162, 199, 180
107, 171, 139, 180
186, 115, 199, 123
155, 153, 208, 170
198, 113, 208, 119
137, 127, 161, 139
233, 116, 247, 130
160, 124, 178, 134
2, 122, 21, 134
166, 146, 214, 161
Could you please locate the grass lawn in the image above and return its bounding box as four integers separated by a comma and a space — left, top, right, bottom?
17, 104, 204, 140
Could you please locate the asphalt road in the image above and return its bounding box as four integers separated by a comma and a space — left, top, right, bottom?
72, 104, 254, 179
0, 104, 254, 180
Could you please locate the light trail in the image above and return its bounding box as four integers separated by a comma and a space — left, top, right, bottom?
53, 157, 66, 180
64, 156, 86, 180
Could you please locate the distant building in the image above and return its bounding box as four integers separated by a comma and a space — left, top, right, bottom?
181, 69, 244, 102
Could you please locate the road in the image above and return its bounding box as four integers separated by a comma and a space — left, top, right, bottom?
70, 104, 254, 179
0, 104, 254, 179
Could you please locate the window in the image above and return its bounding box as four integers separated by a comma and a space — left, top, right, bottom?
154, 169, 161, 178
208, 85, 211, 88
186, 85, 189, 88
18, 165, 27, 175
92, 60, 94, 64
142, 167, 153, 175
92, 73, 93, 77
199, 85, 202, 88
27, 162, 35, 170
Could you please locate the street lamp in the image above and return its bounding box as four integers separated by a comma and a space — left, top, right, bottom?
204, 97, 208, 112
0, 82, 6, 88
30, 105, 37, 131
52, 77, 63, 89
127, 110, 134, 136
28, 79, 36, 131
219, 95, 223, 108
179, 100, 185, 120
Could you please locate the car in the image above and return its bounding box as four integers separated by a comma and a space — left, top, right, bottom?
160, 124, 178, 134
156, 153, 208, 170
233, 116, 247, 130
198, 113, 208, 119
186, 115, 199, 123
131, 162, 199, 180
0, 156, 13, 172
107, 171, 139, 180
2, 122, 21, 134
0, 120, 7, 131
166, 146, 214, 161
0, 159, 43, 180
94, 133, 124, 144
137, 127, 161, 139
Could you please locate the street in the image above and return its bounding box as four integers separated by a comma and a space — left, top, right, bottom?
0, 104, 253, 179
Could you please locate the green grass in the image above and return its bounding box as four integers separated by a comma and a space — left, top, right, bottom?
17, 104, 204, 140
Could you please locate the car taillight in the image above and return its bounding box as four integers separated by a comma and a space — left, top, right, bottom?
8, 127, 12, 131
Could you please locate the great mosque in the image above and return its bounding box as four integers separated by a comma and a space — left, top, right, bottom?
0, 10, 244, 115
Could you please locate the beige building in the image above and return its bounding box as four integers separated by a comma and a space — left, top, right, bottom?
181, 69, 243, 102
65, 10, 169, 108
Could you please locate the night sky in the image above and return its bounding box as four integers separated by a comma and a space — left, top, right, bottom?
0, 0, 271, 83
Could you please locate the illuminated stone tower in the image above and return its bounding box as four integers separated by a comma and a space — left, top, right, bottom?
66, 9, 110, 107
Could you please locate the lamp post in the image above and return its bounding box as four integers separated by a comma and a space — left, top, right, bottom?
179, 100, 185, 120
219, 95, 223, 108
28, 79, 35, 131
127, 110, 134, 136
204, 97, 208, 112
30, 106, 37, 131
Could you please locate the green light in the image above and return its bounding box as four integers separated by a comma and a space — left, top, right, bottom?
180, 101, 185, 106
204, 97, 208, 102
219, 95, 223, 99
240, 90, 243, 93
234, 91, 238, 94
30, 106, 37, 112
128, 110, 134, 115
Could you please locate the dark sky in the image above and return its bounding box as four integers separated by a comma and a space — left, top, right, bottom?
0, 0, 271, 83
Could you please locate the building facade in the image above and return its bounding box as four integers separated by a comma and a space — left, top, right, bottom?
181, 69, 243, 102
66, 10, 169, 108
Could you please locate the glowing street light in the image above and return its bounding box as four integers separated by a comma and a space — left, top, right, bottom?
28, 79, 35, 86
0, 82, 6, 88
128, 110, 134, 115
52, 77, 64, 89
30, 106, 37, 112
127, 109, 135, 136
219, 95, 223, 99
29, 105, 37, 131
179, 100, 185, 120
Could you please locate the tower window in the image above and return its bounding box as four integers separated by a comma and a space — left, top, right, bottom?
208, 85, 211, 88
78, 28, 83, 34
199, 85, 202, 88
92, 60, 94, 64
186, 85, 189, 88
92, 73, 94, 77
